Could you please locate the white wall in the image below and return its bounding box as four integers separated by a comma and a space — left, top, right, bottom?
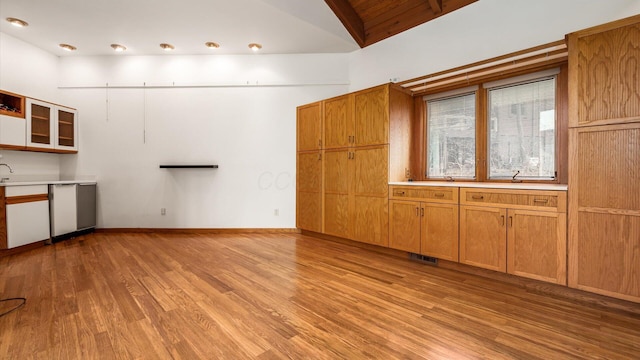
0, 32, 61, 180
3, 0, 640, 229
58, 54, 349, 228
348, 0, 640, 91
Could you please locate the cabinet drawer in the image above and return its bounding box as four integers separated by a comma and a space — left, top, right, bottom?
389, 186, 457, 203
460, 188, 565, 212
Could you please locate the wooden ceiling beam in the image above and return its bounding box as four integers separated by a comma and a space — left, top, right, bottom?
427, 0, 442, 14
324, 0, 366, 48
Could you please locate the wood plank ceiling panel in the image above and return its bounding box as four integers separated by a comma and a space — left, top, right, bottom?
325, 0, 478, 47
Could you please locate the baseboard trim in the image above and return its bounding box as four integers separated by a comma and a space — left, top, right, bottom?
96, 228, 301, 234
0, 240, 48, 258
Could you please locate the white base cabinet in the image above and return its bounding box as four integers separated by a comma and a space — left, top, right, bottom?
4, 185, 50, 249
50, 184, 78, 237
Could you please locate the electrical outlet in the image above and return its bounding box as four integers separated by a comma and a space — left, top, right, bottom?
274, 209, 279, 216
161, 208, 166, 215
405, 168, 411, 178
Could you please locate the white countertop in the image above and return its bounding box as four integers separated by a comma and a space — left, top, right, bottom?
0, 180, 97, 187
389, 181, 568, 191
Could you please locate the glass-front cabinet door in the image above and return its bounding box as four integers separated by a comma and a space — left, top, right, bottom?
26, 98, 55, 149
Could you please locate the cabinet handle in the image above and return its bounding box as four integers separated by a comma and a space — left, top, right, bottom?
472, 195, 484, 200
420, 207, 424, 217
501, 215, 505, 226
533, 199, 549, 203
509, 216, 513, 227
434, 193, 445, 197
318, 153, 322, 160
318, 139, 322, 147
416, 207, 419, 216
394, 190, 405, 196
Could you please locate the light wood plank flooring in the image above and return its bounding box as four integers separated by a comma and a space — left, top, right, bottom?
1, 232, 639, 359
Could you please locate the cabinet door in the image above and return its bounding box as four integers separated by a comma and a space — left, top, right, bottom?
422, 203, 459, 262
7, 200, 50, 248
0, 114, 26, 148
568, 20, 640, 127
51, 184, 78, 237
460, 205, 506, 272
56, 106, 78, 151
323, 149, 350, 238
354, 85, 388, 146
297, 191, 322, 233
389, 200, 421, 253
353, 195, 388, 247
296, 151, 322, 232
26, 98, 55, 149
324, 95, 352, 149
297, 102, 322, 151
353, 145, 388, 197
507, 210, 566, 285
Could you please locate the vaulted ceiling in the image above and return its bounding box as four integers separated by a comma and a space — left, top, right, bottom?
0, 0, 477, 56
325, 0, 478, 47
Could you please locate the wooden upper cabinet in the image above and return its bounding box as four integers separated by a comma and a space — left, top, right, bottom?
324, 95, 352, 149
297, 102, 322, 151
353, 85, 389, 146
568, 14, 640, 127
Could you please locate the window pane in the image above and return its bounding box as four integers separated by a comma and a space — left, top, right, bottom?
426, 93, 476, 178
488, 78, 556, 179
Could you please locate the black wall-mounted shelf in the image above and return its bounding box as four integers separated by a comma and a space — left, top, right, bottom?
159, 165, 219, 169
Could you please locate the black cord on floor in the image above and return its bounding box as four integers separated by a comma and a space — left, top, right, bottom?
0, 298, 26, 317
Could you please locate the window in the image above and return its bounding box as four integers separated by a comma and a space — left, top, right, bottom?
426, 90, 476, 179
487, 76, 556, 180
423, 68, 561, 182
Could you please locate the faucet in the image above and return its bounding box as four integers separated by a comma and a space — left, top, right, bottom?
0, 163, 14, 182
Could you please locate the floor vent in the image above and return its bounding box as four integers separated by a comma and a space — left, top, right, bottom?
409, 253, 438, 265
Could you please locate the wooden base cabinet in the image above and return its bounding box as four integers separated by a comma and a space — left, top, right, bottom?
389, 186, 459, 261
460, 188, 567, 285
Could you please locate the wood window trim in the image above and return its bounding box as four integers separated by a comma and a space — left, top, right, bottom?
410, 63, 568, 184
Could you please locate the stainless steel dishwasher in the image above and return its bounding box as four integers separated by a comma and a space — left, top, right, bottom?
76, 183, 96, 231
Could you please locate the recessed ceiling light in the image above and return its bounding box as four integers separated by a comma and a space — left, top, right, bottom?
6, 17, 28, 27
59, 43, 77, 51
205, 42, 220, 49
160, 43, 175, 51
248, 43, 262, 52
111, 44, 126, 52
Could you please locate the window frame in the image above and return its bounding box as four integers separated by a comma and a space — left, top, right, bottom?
424, 86, 479, 180
485, 70, 559, 181
420, 65, 568, 184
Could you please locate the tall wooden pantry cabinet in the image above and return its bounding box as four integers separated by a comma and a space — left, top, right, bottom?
567, 14, 640, 302
297, 84, 413, 246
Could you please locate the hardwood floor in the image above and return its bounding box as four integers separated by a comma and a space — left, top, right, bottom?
1, 232, 639, 359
